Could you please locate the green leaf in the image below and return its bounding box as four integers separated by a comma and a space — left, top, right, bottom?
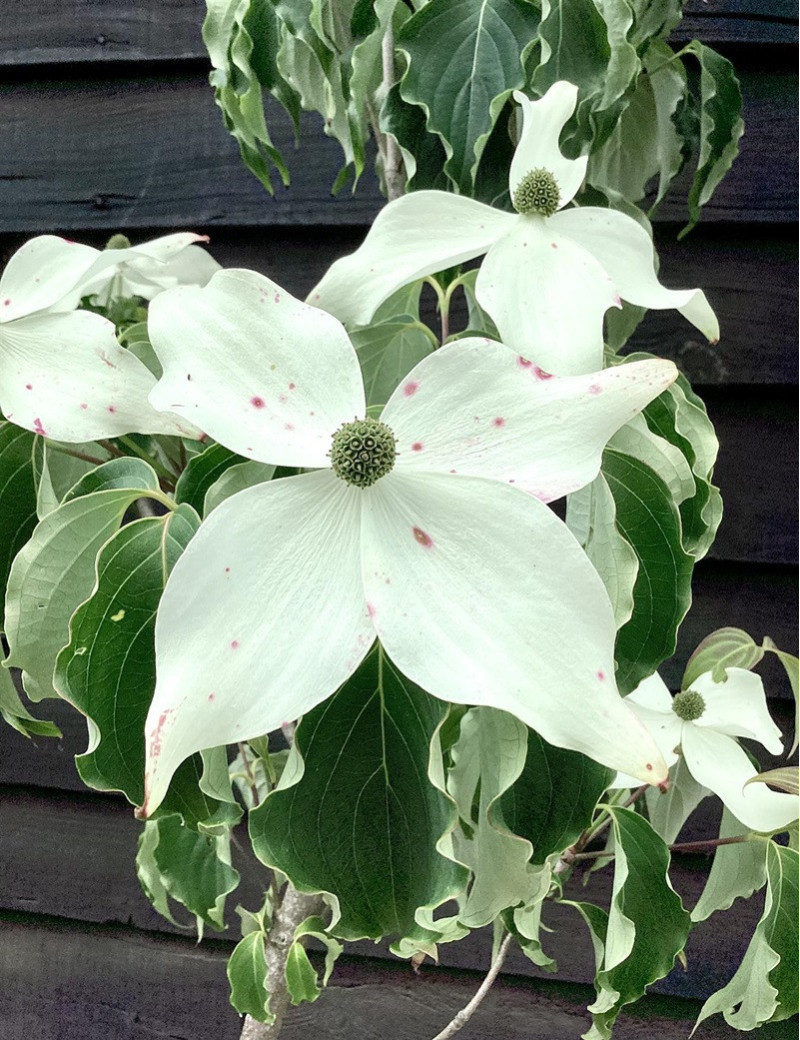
227, 930, 273, 1021
683, 627, 765, 690
380, 83, 450, 192
55, 507, 233, 827
644, 755, 708, 846
397, 0, 540, 193
119, 320, 162, 377
33, 439, 107, 519
0, 657, 60, 738
585, 806, 691, 1039
695, 842, 798, 1029
602, 448, 694, 694
691, 809, 767, 924
566, 472, 639, 629
250, 646, 466, 941
500, 730, 612, 865
176, 441, 267, 517
762, 637, 799, 756
352, 315, 435, 408
447, 707, 535, 928
285, 916, 343, 1006
679, 41, 744, 237
747, 768, 800, 798
147, 813, 240, 930
4, 459, 161, 701
0, 423, 38, 624
532, 0, 640, 155
136, 819, 192, 929
203, 459, 276, 514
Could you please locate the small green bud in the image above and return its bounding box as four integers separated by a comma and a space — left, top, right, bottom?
512, 168, 560, 217
672, 689, 706, 722
330, 418, 396, 489
105, 233, 132, 250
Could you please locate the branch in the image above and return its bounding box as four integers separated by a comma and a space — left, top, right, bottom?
570, 833, 751, 863
239, 885, 326, 1040
429, 932, 514, 1040
381, 22, 406, 200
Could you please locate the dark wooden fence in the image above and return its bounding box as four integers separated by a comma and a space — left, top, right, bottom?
0, 2, 797, 1037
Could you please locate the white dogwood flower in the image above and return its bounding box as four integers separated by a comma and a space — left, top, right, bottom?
612, 669, 798, 833
0, 235, 201, 441
139, 267, 678, 815
309, 81, 718, 376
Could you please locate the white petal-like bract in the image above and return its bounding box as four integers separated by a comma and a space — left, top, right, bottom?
510, 84, 587, 207
690, 668, 784, 755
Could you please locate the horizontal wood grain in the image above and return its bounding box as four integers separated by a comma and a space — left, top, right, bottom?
0, 0, 795, 66
0, 66, 795, 232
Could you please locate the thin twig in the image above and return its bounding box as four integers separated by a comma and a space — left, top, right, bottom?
429, 932, 514, 1040
381, 23, 406, 200
238, 741, 260, 807
570, 833, 751, 863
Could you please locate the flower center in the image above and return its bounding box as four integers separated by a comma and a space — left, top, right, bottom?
330, 418, 397, 489
512, 168, 560, 217
672, 690, 706, 723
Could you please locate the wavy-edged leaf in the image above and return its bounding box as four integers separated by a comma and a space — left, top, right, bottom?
680, 41, 744, 237
397, 0, 540, 193
286, 916, 343, 1005
747, 767, 800, 798
447, 706, 534, 928
0, 423, 38, 622
228, 930, 272, 1021
763, 637, 799, 757
250, 646, 466, 940
55, 507, 235, 827
695, 841, 798, 1029
691, 808, 767, 924
602, 449, 694, 694
176, 441, 273, 517
0, 657, 60, 738
500, 730, 612, 864
4, 458, 160, 701
585, 806, 691, 1039
532, 0, 640, 155
380, 83, 450, 193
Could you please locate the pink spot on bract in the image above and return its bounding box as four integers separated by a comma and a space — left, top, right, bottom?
278, 394, 287, 404
646, 762, 654, 772
413, 526, 433, 548
533, 365, 553, 380
208, 693, 215, 702
367, 603, 376, 619
597, 670, 606, 681
589, 384, 602, 395
150, 710, 171, 757
224, 567, 231, 573
99, 351, 115, 369
411, 442, 423, 452
551, 242, 558, 249
517, 356, 532, 369
107, 406, 116, 413
80, 403, 88, 410
614, 294, 623, 307
251, 396, 265, 408
403, 381, 420, 397
25, 383, 32, 390
284, 423, 294, 431
274, 293, 280, 303
3, 298, 10, 306
230, 640, 239, 649
33, 417, 46, 436
492, 417, 506, 427
288, 382, 296, 390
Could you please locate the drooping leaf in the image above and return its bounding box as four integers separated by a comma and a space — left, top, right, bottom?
679, 41, 744, 237
447, 706, 535, 928
762, 637, 799, 756
531, 0, 641, 156
691, 810, 767, 924
147, 812, 240, 929
227, 930, 273, 1021
566, 471, 639, 630
397, 0, 540, 193
55, 507, 235, 827
747, 767, 800, 799
4, 458, 161, 701
286, 915, 344, 1005
683, 626, 765, 690
0, 422, 38, 622
602, 448, 694, 694
695, 841, 798, 1029
0, 657, 60, 738
644, 755, 709, 846
500, 730, 612, 864
250, 646, 466, 940
585, 806, 691, 1039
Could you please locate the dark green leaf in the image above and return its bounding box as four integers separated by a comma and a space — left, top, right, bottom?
352, 315, 434, 408
380, 84, 450, 193
250, 646, 466, 940
397, 0, 540, 192
227, 931, 272, 1021
175, 441, 258, 517
0, 423, 38, 624
0, 659, 60, 738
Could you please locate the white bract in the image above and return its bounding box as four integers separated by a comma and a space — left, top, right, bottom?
612, 670, 798, 833
309, 81, 718, 376
140, 267, 679, 815
0, 235, 203, 441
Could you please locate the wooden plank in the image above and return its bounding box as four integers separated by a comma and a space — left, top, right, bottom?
0, 67, 795, 232
5, 916, 788, 1040
0, 0, 795, 66
0, 739, 795, 1001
